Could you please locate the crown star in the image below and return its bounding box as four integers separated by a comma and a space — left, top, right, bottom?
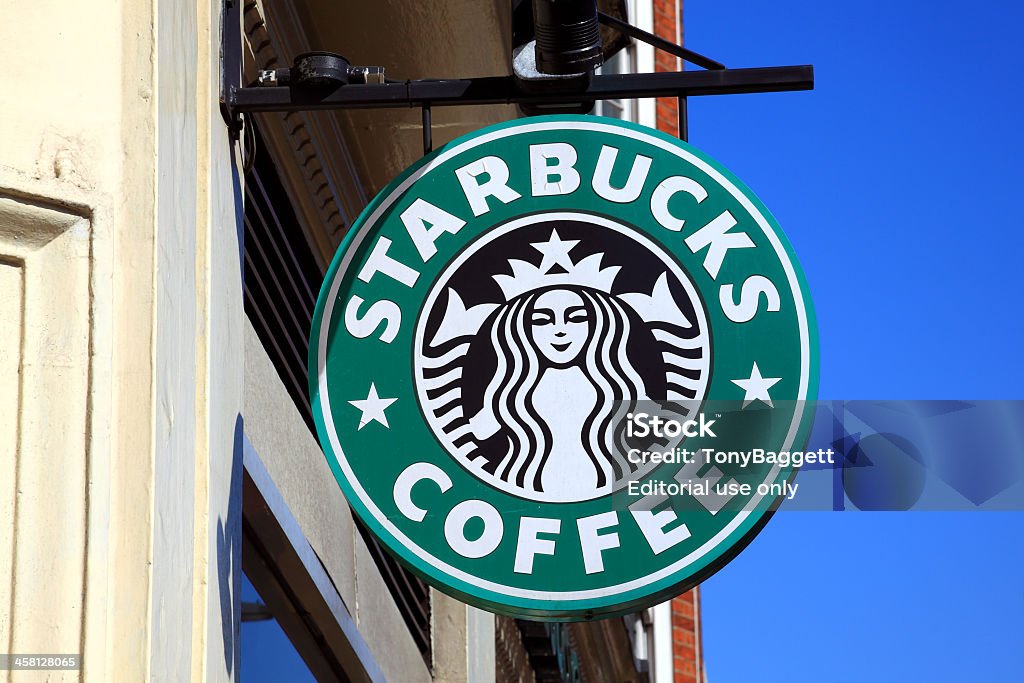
492, 235, 622, 300
434, 229, 696, 343
532, 229, 579, 274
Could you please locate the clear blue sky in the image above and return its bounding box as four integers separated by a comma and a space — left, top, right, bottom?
243, 2, 1024, 680
688, 1, 1024, 681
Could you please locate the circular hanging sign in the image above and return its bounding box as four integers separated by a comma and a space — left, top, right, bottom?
310, 115, 818, 619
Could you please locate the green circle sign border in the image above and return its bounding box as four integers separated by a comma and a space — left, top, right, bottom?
309, 115, 819, 619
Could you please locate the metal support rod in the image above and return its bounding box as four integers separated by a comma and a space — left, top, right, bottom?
678, 95, 688, 142
422, 104, 432, 155
229, 66, 812, 114
597, 11, 725, 71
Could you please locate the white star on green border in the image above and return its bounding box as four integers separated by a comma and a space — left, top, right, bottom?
348, 383, 397, 430
731, 362, 782, 408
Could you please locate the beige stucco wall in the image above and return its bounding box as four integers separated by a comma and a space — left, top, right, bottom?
1, 0, 501, 679
0, 0, 243, 680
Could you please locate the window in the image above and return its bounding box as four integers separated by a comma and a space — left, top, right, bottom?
596, 43, 639, 122
241, 573, 316, 682
243, 121, 432, 663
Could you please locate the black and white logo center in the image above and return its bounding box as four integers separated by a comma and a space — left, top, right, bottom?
414, 213, 711, 503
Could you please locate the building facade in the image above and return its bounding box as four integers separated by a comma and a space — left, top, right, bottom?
0, 1, 703, 680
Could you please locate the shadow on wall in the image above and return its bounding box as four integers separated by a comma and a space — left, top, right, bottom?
218, 135, 246, 674
217, 414, 245, 675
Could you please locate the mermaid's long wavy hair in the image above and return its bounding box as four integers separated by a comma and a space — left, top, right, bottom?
480, 286, 647, 494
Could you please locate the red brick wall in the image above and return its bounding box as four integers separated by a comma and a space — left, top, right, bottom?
653, 0, 682, 136
671, 588, 703, 683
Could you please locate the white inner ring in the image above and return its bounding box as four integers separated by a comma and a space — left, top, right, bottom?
413, 211, 711, 502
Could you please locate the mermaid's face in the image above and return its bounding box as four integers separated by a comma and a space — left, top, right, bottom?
530, 289, 589, 366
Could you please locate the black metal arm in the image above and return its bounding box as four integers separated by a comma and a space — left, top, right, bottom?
220, 0, 813, 153
229, 66, 812, 113
596, 11, 725, 71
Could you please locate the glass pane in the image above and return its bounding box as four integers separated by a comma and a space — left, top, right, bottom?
596, 46, 638, 121
241, 573, 316, 682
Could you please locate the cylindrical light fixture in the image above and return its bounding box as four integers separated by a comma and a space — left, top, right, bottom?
531, 0, 603, 75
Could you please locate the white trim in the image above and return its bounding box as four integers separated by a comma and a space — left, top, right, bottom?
652, 601, 673, 683
635, 1, 657, 128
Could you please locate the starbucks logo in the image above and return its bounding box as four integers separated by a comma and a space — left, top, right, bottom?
415, 215, 710, 502
310, 116, 818, 619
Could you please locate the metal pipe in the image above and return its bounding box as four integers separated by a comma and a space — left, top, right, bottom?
677, 95, 688, 141
422, 104, 432, 155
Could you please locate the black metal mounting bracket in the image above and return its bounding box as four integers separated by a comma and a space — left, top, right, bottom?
220, 0, 243, 140
219, 3, 813, 155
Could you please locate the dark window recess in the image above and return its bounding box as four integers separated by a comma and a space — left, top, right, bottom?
517, 621, 580, 683
243, 121, 433, 663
